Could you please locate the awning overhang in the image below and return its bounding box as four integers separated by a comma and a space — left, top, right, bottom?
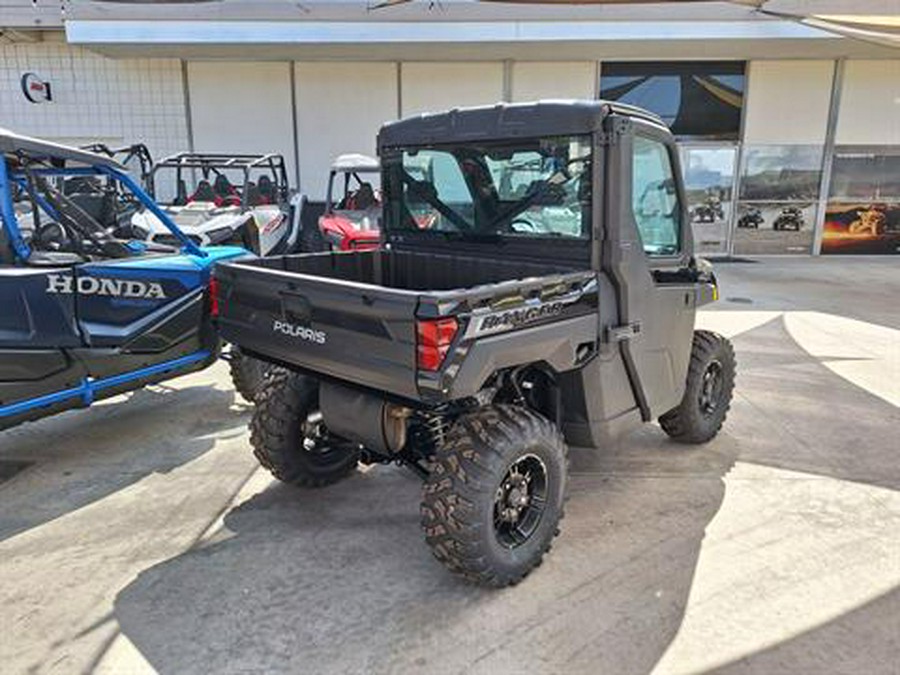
64, 18, 895, 60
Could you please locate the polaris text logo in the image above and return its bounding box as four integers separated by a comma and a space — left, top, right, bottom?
479, 301, 565, 334
46, 274, 166, 300
273, 320, 326, 345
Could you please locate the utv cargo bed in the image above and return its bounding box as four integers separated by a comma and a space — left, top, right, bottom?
214, 249, 595, 401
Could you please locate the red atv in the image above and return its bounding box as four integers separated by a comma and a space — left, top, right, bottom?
306, 154, 381, 252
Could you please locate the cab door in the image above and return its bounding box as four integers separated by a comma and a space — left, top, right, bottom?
602, 115, 699, 419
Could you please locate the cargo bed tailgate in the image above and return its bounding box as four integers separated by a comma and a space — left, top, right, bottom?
215, 261, 420, 399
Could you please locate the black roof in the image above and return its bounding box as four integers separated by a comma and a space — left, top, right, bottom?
0, 127, 125, 169
378, 100, 666, 149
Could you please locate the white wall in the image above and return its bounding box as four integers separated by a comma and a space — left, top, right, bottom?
294, 62, 397, 200
743, 60, 835, 145
0, 41, 188, 159
511, 62, 596, 103
835, 60, 900, 146
400, 62, 504, 117
186, 61, 296, 182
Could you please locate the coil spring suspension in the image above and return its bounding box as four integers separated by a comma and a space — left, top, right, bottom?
423, 412, 450, 449
409, 410, 452, 457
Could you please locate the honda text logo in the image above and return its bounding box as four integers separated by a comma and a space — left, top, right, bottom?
46, 274, 167, 300
21, 72, 52, 104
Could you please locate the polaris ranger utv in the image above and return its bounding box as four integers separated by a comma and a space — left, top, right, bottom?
215, 101, 736, 587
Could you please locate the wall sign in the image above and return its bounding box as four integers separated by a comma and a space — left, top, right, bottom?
21, 73, 52, 104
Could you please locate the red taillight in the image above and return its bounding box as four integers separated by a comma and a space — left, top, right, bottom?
416, 317, 458, 372
208, 276, 220, 317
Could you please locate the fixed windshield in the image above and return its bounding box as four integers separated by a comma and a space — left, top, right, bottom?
382, 136, 592, 239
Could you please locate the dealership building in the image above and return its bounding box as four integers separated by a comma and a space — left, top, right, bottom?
2, 0, 898, 256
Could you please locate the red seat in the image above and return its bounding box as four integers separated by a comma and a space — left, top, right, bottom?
188, 180, 216, 203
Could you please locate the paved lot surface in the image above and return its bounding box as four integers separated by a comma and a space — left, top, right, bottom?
1, 257, 898, 675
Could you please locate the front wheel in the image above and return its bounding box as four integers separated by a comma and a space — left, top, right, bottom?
421, 405, 568, 587
250, 370, 360, 487
659, 330, 736, 444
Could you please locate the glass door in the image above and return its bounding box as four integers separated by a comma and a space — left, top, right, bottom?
679, 143, 738, 257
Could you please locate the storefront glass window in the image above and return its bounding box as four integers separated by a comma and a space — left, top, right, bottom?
823, 146, 900, 255
600, 61, 746, 140
739, 146, 823, 201
733, 144, 823, 255
680, 145, 736, 256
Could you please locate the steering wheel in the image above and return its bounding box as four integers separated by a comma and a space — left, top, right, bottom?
509, 218, 538, 233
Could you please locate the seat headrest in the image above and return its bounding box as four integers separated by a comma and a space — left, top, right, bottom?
213, 174, 234, 196
190, 180, 216, 203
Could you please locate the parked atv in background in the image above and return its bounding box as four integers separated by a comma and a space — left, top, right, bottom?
133, 152, 304, 256
737, 206, 764, 229
691, 196, 724, 223
772, 206, 805, 231
216, 101, 736, 587
305, 153, 382, 252
0, 129, 259, 433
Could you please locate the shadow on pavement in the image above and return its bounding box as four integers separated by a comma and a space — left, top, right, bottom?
111, 314, 899, 674
727, 315, 900, 492
0, 383, 250, 543
708, 585, 900, 675
114, 428, 737, 675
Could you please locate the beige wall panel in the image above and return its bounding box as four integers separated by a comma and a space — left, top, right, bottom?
835, 60, 900, 145
187, 61, 296, 182
294, 62, 398, 199
743, 60, 834, 145
512, 62, 596, 102
400, 62, 504, 117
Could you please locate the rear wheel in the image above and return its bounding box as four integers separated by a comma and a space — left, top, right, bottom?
421, 405, 568, 587
659, 330, 736, 444
250, 369, 360, 487
229, 347, 269, 402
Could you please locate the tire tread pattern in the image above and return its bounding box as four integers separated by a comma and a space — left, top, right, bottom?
659, 329, 736, 444
229, 348, 268, 402
249, 369, 358, 487
421, 405, 568, 588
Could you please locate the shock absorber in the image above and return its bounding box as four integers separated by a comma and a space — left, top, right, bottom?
422, 411, 450, 450
408, 409, 451, 457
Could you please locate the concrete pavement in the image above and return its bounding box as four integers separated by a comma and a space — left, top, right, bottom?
0, 256, 898, 674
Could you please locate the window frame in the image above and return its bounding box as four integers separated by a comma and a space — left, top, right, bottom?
381, 135, 593, 242
599, 60, 746, 141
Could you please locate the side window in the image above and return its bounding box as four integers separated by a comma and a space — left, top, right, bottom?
632, 136, 681, 256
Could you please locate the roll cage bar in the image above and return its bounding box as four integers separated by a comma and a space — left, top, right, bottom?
326, 154, 380, 213
147, 152, 290, 210
80, 142, 154, 183
1, 150, 205, 262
